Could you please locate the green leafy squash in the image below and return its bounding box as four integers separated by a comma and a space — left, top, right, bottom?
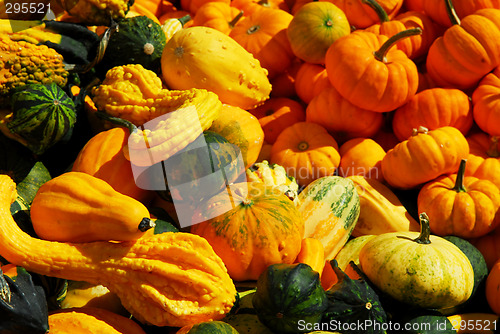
252, 263, 328, 334
5, 83, 77, 155
321, 261, 388, 334
0, 266, 49, 334
296, 176, 361, 260
161, 26, 272, 110
99, 16, 166, 74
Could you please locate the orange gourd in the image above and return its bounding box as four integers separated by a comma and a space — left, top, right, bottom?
486, 258, 500, 314
305, 85, 384, 143
269, 59, 303, 98
231, 0, 290, 16
270, 121, 341, 187
180, 0, 230, 14
191, 2, 243, 34
392, 87, 473, 142
325, 28, 421, 113
465, 132, 500, 189
249, 97, 305, 144
426, 2, 500, 91
339, 138, 386, 182
229, 8, 294, 78
418, 159, 500, 238
327, 0, 404, 29
472, 66, 500, 136
294, 62, 331, 104
294, 237, 326, 276
381, 126, 470, 190
190, 182, 305, 281
470, 227, 500, 271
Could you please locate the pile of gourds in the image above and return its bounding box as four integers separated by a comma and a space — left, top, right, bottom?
1, 0, 500, 333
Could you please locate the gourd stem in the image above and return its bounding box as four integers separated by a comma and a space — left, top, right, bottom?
229, 10, 244, 28
138, 217, 156, 232
178, 14, 191, 27
451, 159, 467, 193
413, 213, 431, 244
373, 28, 422, 62
487, 136, 500, 158
362, 0, 389, 23
258, 0, 270, 7
95, 111, 138, 135
444, 0, 461, 26
411, 126, 429, 136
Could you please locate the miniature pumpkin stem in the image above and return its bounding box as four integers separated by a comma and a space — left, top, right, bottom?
229, 10, 244, 28
411, 126, 429, 136
451, 159, 467, 193
178, 14, 192, 27
413, 213, 431, 244
444, 0, 461, 26
138, 217, 156, 232
373, 28, 422, 62
487, 136, 499, 158
258, 0, 270, 7
362, 0, 389, 23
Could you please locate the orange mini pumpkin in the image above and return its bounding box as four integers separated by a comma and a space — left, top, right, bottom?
270, 121, 341, 187
294, 62, 331, 104
325, 28, 421, 113
328, 0, 404, 29
249, 97, 306, 144
472, 66, 500, 137
392, 87, 473, 142
465, 133, 500, 189
339, 138, 386, 182
191, 2, 243, 34
418, 159, 500, 239
486, 258, 500, 314
470, 227, 500, 271
381, 126, 470, 190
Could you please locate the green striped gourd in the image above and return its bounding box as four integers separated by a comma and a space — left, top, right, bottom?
5, 83, 76, 155
297, 176, 360, 260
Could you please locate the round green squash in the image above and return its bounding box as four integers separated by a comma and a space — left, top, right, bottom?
358, 213, 475, 310
100, 15, 166, 73
183, 320, 239, 334
7, 83, 77, 155
252, 263, 328, 334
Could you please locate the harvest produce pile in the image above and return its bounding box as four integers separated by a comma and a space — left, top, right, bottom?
1, 0, 500, 333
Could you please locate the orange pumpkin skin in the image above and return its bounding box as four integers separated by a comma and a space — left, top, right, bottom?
294, 62, 331, 104
231, 0, 290, 16
472, 67, 500, 137
392, 87, 473, 142
190, 182, 305, 281
486, 258, 500, 315
269, 59, 303, 98
325, 30, 419, 113
191, 2, 242, 35
470, 227, 500, 271
365, 10, 441, 60
270, 121, 340, 187
181, 0, 230, 14
426, 8, 500, 91
327, 0, 404, 29
72, 128, 153, 204
305, 85, 384, 143
249, 97, 306, 144
465, 132, 500, 189
229, 8, 294, 78
339, 138, 386, 182
381, 126, 470, 190
417, 160, 500, 239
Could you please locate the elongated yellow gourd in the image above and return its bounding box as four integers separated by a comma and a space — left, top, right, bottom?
0, 174, 236, 327
160, 26, 272, 109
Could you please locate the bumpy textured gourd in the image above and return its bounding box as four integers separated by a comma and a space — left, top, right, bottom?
0, 36, 68, 101
56, 0, 133, 25
30, 172, 155, 243
0, 174, 236, 327
92, 63, 221, 128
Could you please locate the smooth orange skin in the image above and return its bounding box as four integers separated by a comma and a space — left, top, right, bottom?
339, 138, 386, 182
472, 67, 500, 137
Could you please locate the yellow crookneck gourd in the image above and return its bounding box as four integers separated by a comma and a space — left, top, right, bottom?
0, 174, 236, 327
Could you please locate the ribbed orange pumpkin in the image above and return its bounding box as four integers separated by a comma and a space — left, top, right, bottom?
229, 8, 294, 78
418, 159, 500, 238
472, 66, 500, 136
392, 87, 473, 142
270, 121, 341, 187
249, 97, 306, 144
325, 28, 420, 113
426, 3, 500, 91
470, 227, 500, 271
305, 85, 384, 143
339, 138, 386, 182
381, 126, 470, 189
465, 132, 500, 189
181, 0, 230, 14
191, 2, 243, 34
190, 181, 305, 281
486, 258, 500, 314
72, 127, 153, 204
364, 0, 442, 60
231, 0, 290, 16
294, 62, 331, 104
327, 0, 404, 29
